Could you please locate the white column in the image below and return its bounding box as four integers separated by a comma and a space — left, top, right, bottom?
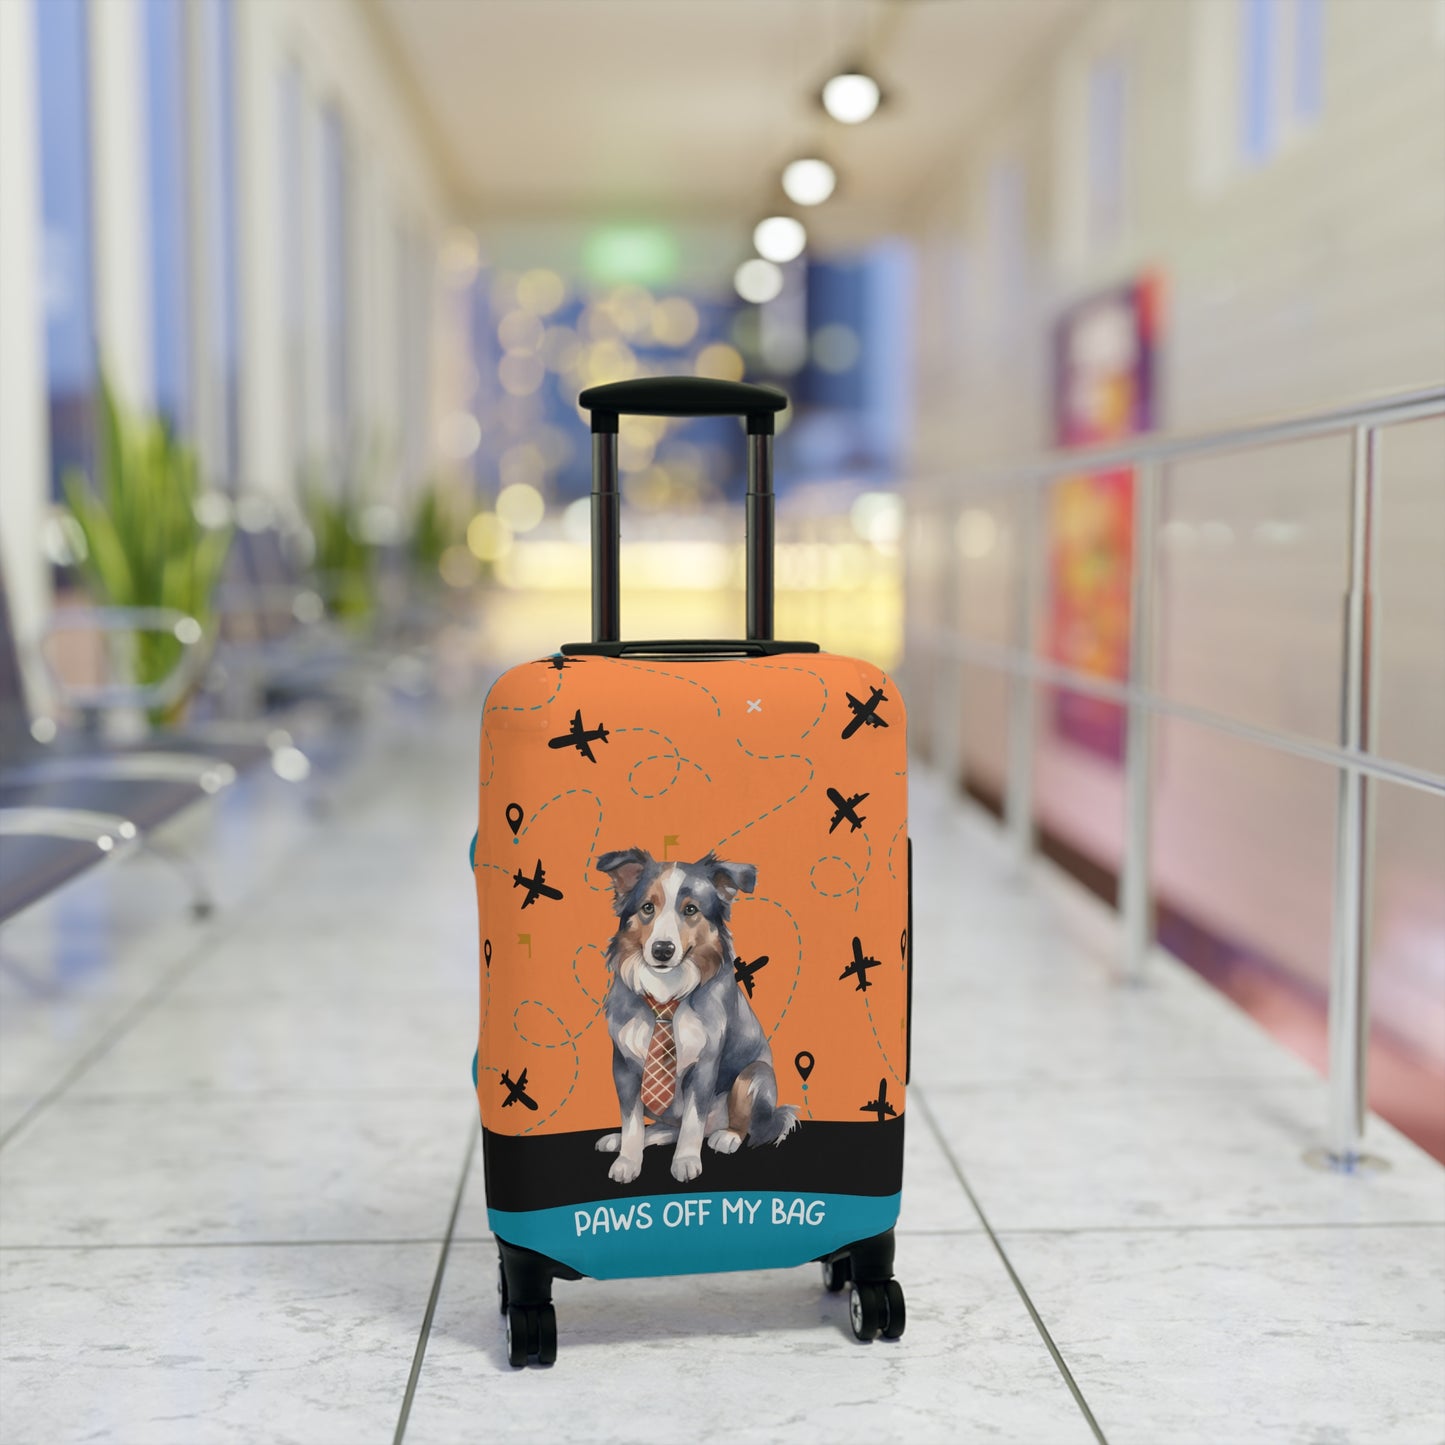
0, 0, 56, 683
233, 0, 287, 499
185, 0, 219, 488
301, 88, 329, 479
89, 0, 153, 412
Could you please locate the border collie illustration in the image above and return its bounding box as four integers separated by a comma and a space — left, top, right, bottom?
594, 849, 798, 1184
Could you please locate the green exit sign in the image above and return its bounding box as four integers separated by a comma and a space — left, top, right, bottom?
583, 226, 679, 286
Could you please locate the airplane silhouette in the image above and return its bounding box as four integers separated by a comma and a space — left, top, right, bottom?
859, 1077, 896, 1122
733, 953, 769, 998
547, 708, 609, 762
838, 935, 880, 992
826, 786, 869, 833
537, 655, 580, 671
841, 686, 889, 739
513, 859, 564, 908
499, 1068, 539, 1110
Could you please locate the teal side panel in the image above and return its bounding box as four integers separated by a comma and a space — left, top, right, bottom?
488, 1191, 901, 1280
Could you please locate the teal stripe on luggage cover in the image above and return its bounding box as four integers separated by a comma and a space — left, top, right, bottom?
488, 1191, 901, 1279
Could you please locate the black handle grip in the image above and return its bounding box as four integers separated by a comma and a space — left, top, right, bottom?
579, 377, 788, 434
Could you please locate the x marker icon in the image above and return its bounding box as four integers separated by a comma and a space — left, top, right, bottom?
746, 699, 762, 713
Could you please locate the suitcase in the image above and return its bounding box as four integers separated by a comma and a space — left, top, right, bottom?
473, 377, 911, 1365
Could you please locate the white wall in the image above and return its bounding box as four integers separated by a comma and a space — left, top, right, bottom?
903, 0, 1445, 1061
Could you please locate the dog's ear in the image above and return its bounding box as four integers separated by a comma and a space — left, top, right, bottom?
596, 849, 650, 908
710, 860, 757, 903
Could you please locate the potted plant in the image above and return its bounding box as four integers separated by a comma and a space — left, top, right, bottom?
61, 378, 232, 726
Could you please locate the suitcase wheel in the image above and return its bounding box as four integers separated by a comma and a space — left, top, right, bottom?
881, 1279, 907, 1341
505, 1303, 557, 1368
505, 1306, 527, 1367
821, 1257, 852, 1293
847, 1280, 907, 1343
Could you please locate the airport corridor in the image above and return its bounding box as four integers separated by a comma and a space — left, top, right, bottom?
1, 687, 1441, 1445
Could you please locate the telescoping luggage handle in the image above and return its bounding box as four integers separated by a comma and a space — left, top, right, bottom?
578, 377, 789, 645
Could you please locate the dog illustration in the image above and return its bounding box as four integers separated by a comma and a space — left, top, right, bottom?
594, 849, 798, 1184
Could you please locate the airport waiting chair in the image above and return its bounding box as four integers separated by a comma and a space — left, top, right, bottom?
209, 523, 373, 724
0, 573, 280, 922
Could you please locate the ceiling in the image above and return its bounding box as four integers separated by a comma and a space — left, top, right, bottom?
374, 0, 1082, 260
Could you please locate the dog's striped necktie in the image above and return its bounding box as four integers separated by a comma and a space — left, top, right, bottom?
640, 996, 681, 1117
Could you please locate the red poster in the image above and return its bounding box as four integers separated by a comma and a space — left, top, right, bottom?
1048, 276, 1159, 761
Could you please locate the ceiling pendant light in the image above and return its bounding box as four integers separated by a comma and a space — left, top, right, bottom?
734, 258, 785, 305
753, 215, 807, 264
781, 157, 836, 207
821, 68, 882, 125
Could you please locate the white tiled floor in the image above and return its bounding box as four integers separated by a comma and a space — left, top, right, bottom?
1, 696, 1442, 1444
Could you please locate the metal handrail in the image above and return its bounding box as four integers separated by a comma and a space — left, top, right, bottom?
911, 384, 1445, 494
924, 629, 1445, 801
908, 382, 1445, 1173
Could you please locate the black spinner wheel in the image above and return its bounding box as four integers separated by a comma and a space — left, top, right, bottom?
881, 1279, 907, 1340
535, 1303, 558, 1366
848, 1281, 885, 1342
505, 1305, 529, 1368
497, 1258, 509, 1316
821, 1256, 852, 1294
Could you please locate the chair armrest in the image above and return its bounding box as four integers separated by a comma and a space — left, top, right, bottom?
214, 581, 327, 627
39, 607, 209, 713
0, 806, 139, 849
1, 751, 237, 794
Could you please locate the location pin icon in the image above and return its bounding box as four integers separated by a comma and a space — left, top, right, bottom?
505, 803, 524, 836
483, 939, 493, 970
900, 927, 908, 960
794, 1051, 815, 1082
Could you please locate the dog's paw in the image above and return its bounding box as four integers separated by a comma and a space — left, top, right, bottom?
670, 1153, 703, 1182
609, 1155, 641, 1183
595, 1133, 621, 1153
707, 1129, 743, 1155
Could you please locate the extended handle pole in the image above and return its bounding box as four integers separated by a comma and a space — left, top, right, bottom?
582, 378, 787, 645
591, 421, 621, 643
746, 427, 774, 641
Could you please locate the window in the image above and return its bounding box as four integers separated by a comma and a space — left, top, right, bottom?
1294, 0, 1324, 122
320, 104, 351, 474
1240, 0, 1325, 165
1086, 56, 1127, 251
197, 0, 240, 484
1241, 0, 1276, 162
144, 0, 191, 435
278, 62, 306, 478
35, 0, 96, 499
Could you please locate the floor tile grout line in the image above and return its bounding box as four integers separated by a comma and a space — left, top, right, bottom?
394, 1123, 478, 1445
0, 932, 224, 1155
6, 1219, 1439, 1255
914, 1086, 1110, 1445
0, 793, 342, 1155
990, 1219, 1445, 1237
0, 1227, 991, 1254
0, 1237, 457, 1252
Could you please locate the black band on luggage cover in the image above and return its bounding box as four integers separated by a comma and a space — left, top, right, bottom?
482, 1117, 904, 1213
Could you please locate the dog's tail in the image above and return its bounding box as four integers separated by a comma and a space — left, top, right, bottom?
749, 1100, 799, 1147
747, 1066, 800, 1148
